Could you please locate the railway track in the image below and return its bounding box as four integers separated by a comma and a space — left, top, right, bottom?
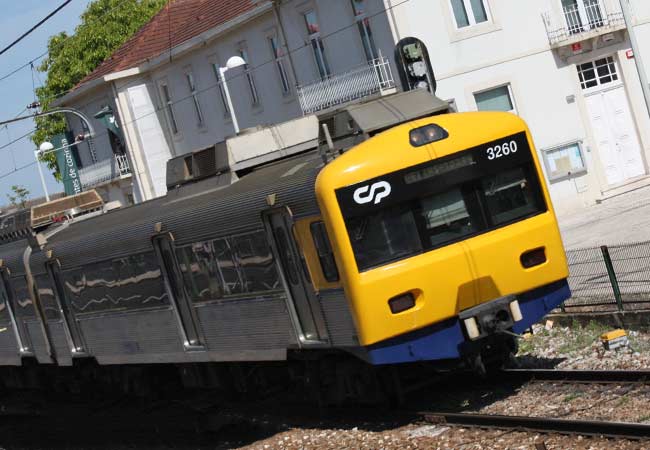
500, 368, 650, 384
412, 369, 650, 440
421, 411, 650, 439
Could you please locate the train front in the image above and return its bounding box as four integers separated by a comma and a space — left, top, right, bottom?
315, 111, 571, 367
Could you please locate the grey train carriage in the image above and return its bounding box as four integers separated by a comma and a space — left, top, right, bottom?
0, 91, 451, 370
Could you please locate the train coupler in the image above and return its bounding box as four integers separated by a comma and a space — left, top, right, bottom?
459, 295, 523, 341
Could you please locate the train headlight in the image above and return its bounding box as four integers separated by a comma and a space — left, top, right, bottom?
388, 293, 416, 314
509, 300, 523, 322
409, 124, 449, 147
463, 317, 480, 340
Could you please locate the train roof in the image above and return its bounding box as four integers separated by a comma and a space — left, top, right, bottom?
35, 151, 324, 270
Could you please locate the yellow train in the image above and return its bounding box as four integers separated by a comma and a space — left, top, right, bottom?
0, 90, 569, 386
311, 94, 570, 367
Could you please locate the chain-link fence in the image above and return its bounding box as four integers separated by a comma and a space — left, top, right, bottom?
564, 241, 650, 311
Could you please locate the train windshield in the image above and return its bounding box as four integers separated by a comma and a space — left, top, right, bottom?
336, 132, 547, 271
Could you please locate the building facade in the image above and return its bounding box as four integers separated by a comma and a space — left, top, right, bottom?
57, 0, 650, 214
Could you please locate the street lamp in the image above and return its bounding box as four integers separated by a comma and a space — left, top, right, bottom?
35, 142, 55, 202
35, 138, 85, 202
218, 55, 247, 134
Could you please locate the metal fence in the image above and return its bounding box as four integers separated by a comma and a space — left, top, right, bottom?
541, 0, 624, 46
79, 154, 131, 189
297, 56, 395, 115
564, 242, 650, 311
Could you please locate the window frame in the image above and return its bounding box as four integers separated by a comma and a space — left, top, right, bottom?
211, 62, 231, 117
238, 46, 261, 106
542, 140, 588, 182
175, 230, 282, 304
268, 34, 291, 95
449, 0, 491, 30
563, 0, 605, 34
304, 9, 332, 79
184, 71, 205, 128
577, 56, 620, 92
158, 81, 179, 135
473, 83, 517, 115
60, 251, 170, 316
350, 0, 379, 62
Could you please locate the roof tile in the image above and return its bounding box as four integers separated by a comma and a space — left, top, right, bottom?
76, 0, 258, 88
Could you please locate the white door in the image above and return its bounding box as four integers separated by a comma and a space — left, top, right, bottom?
580, 56, 645, 186
585, 92, 622, 185
605, 87, 645, 180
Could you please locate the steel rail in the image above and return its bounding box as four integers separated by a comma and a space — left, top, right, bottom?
500, 369, 650, 384
422, 411, 650, 439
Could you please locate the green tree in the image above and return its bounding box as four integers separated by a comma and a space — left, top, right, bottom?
32, 0, 167, 178
6, 185, 30, 209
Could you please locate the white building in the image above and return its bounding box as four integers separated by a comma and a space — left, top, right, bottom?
56, 0, 650, 214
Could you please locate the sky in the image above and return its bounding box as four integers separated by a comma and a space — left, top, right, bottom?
0, 0, 94, 205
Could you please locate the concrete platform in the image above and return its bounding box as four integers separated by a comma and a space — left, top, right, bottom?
557, 184, 650, 250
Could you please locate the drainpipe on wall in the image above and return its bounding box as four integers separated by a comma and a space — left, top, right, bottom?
383, 0, 401, 43
620, 0, 650, 120
272, 0, 301, 89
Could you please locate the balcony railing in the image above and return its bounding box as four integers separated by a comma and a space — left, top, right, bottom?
542, 0, 624, 46
297, 57, 395, 115
79, 154, 131, 189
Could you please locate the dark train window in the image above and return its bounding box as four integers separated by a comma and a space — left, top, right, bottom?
177, 230, 281, 302
310, 221, 339, 282
480, 167, 542, 226
176, 241, 225, 302
33, 273, 61, 321
10, 276, 37, 319
61, 251, 169, 315
213, 238, 244, 295
231, 232, 281, 292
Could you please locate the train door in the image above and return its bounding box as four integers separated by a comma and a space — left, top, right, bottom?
0, 269, 28, 354
264, 208, 328, 345
46, 261, 86, 353
153, 234, 204, 350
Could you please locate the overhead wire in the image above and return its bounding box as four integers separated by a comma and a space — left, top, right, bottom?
2, 126, 18, 170
0, 0, 72, 57
0, 0, 143, 85
0, 161, 38, 181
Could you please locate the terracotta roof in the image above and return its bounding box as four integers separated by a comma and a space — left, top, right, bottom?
76, 0, 259, 88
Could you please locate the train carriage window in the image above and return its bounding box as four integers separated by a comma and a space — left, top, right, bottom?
33, 274, 61, 321
310, 222, 340, 282
480, 167, 543, 226
213, 238, 244, 295
177, 231, 281, 301
418, 188, 478, 248
176, 242, 224, 302
10, 276, 36, 319
62, 251, 168, 315
347, 205, 423, 271
231, 232, 281, 293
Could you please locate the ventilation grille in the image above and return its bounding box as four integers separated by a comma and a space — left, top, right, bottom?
192, 146, 217, 179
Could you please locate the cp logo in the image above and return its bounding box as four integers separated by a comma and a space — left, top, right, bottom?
353, 181, 392, 205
